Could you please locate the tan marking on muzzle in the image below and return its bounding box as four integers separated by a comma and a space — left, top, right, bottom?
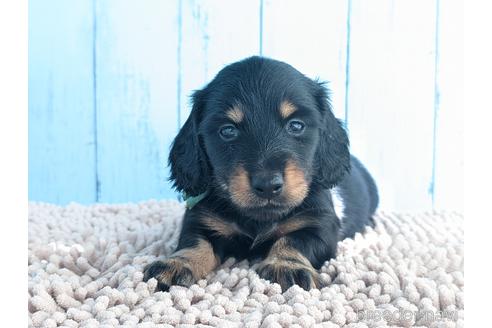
229, 165, 256, 208
283, 160, 309, 205
226, 106, 244, 123
280, 101, 297, 119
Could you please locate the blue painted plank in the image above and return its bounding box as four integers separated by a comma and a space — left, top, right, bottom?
27, 0, 453, 210
28, 0, 96, 204
262, 0, 349, 120
433, 0, 463, 211
347, 0, 437, 211
95, 0, 179, 203
179, 0, 261, 123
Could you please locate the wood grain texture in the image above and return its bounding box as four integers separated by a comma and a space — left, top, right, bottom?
261, 0, 349, 120
179, 0, 261, 123
28, 0, 462, 211
28, 0, 96, 203
346, 0, 437, 211
95, 0, 179, 202
433, 0, 463, 211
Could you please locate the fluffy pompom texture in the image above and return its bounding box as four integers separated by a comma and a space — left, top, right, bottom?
29, 200, 463, 327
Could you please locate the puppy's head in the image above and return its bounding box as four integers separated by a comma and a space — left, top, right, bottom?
170, 57, 349, 218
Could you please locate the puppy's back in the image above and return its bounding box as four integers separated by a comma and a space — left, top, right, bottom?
335, 155, 379, 239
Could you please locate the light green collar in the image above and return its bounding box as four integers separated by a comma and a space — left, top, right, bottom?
183, 190, 209, 209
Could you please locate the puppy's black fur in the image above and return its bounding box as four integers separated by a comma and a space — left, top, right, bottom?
144, 56, 378, 291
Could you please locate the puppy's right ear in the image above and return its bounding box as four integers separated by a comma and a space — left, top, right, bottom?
169, 90, 210, 196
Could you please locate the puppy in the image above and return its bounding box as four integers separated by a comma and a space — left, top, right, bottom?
144, 56, 378, 292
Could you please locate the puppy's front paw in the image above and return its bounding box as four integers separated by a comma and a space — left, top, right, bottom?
257, 259, 325, 291
143, 258, 195, 291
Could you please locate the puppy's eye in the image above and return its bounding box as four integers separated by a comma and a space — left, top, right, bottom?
219, 124, 239, 141
286, 120, 305, 135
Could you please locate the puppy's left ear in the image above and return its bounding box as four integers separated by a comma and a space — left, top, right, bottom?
312, 82, 350, 188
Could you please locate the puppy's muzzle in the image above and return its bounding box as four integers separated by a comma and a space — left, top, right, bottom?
251, 172, 283, 200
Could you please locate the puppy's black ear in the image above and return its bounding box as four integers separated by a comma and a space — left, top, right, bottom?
313, 82, 350, 188
169, 90, 210, 196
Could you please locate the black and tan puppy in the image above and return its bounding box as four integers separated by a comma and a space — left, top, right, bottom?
144, 56, 378, 292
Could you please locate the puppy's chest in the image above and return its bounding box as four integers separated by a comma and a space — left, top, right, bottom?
206, 219, 280, 261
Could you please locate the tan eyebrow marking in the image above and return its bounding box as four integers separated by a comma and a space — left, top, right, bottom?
280, 101, 297, 119
226, 106, 244, 123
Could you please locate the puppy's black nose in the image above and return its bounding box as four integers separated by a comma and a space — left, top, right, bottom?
251, 173, 284, 199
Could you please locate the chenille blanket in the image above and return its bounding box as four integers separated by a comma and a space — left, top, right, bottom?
28, 200, 463, 327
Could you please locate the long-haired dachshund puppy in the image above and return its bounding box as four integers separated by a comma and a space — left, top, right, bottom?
144, 56, 378, 292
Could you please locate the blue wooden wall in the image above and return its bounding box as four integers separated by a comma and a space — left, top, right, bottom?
28, 0, 463, 211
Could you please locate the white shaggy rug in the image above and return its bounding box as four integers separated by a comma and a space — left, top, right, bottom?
28, 200, 464, 328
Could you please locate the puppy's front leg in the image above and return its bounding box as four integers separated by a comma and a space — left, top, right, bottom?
143, 239, 218, 291
257, 225, 338, 291
143, 228, 219, 291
